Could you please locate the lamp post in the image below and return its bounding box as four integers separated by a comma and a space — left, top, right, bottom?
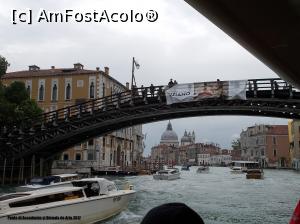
131, 57, 140, 90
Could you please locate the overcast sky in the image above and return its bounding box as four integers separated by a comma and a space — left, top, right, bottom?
0, 0, 288, 155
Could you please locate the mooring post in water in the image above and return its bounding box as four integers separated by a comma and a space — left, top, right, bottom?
2, 158, 7, 186
31, 155, 35, 178
39, 157, 44, 177
21, 158, 24, 184
10, 158, 15, 185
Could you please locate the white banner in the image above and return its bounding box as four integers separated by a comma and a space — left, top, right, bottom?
165, 80, 247, 105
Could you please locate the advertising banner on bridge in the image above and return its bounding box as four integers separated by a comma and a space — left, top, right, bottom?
165, 80, 247, 105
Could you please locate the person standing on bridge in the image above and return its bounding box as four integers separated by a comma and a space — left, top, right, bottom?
168, 79, 174, 88
150, 84, 155, 97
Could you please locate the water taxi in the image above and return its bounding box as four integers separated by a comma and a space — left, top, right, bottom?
230, 161, 260, 173
0, 178, 135, 224
246, 169, 264, 179
196, 166, 209, 173
15, 174, 79, 192
153, 168, 180, 180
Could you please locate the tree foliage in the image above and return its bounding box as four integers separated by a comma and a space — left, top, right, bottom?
0, 81, 42, 126
0, 55, 9, 78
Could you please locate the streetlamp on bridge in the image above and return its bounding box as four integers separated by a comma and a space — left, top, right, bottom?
131, 57, 140, 90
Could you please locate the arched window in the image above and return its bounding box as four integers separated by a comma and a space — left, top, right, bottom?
52, 84, 57, 101
90, 82, 95, 98
66, 83, 71, 100
39, 84, 44, 101
27, 85, 31, 97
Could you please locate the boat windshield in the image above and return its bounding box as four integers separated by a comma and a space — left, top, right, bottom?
0, 193, 30, 201
158, 171, 169, 174
72, 181, 100, 197
30, 176, 60, 185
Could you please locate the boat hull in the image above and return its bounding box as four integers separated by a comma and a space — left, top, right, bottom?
0, 191, 135, 224
153, 173, 180, 180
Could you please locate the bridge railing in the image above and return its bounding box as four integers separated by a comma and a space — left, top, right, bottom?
0, 78, 298, 140
0, 85, 166, 139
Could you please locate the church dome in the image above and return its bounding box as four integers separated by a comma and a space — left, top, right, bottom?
161, 121, 178, 141
181, 130, 190, 142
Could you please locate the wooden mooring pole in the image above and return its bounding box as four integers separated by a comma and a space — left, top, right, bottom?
1, 158, 6, 186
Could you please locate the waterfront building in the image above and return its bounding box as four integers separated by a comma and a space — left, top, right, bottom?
181, 130, 195, 146
288, 120, 300, 170
197, 154, 210, 165
240, 124, 290, 168
210, 154, 232, 166
150, 121, 221, 166
160, 121, 179, 147
2, 64, 144, 173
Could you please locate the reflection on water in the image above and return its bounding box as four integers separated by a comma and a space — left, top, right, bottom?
102, 167, 300, 224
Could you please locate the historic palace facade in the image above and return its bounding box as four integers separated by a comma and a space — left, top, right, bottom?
2, 64, 144, 173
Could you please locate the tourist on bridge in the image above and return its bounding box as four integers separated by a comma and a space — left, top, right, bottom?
174, 80, 178, 85
150, 84, 155, 97
168, 79, 174, 88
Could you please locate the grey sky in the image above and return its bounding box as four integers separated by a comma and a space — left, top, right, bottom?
0, 0, 288, 155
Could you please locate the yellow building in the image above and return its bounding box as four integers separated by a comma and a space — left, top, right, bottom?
288, 119, 300, 170
2, 63, 144, 172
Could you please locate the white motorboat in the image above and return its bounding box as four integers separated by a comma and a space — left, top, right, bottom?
196, 166, 209, 173
153, 168, 180, 180
0, 177, 135, 224
15, 174, 80, 192
230, 166, 243, 174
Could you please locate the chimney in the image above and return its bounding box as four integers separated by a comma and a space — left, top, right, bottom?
104, 67, 109, 75
96, 67, 100, 71
29, 65, 40, 71
126, 82, 130, 89
51, 66, 55, 69
74, 63, 84, 70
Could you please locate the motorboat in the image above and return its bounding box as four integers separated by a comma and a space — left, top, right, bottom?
246, 169, 264, 179
196, 166, 209, 173
230, 166, 243, 174
181, 165, 190, 171
0, 177, 135, 224
153, 168, 180, 180
230, 161, 260, 173
15, 174, 80, 192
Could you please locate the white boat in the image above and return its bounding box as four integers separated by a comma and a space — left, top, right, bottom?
153, 168, 180, 180
196, 166, 209, 173
230, 166, 243, 174
15, 174, 80, 192
230, 161, 260, 173
0, 177, 135, 224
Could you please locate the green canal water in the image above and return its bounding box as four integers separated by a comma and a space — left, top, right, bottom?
103, 167, 299, 224
1, 167, 299, 223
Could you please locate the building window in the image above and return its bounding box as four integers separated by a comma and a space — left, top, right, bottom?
26, 85, 31, 97
88, 139, 94, 146
63, 154, 69, 160
110, 138, 113, 147
102, 153, 105, 160
272, 136, 276, 145
52, 84, 58, 101
88, 153, 94, 160
261, 149, 265, 156
273, 149, 277, 157
90, 82, 95, 99
66, 83, 71, 100
103, 138, 106, 147
38, 84, 44, 101
75, 153, 81, 160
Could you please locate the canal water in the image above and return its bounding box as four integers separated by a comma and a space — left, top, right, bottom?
103, 167, 300, 224
0, 167, 299, 223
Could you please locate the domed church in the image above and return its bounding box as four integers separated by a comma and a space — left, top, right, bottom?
160, 121, 179, 147
181, 130, 195, 146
